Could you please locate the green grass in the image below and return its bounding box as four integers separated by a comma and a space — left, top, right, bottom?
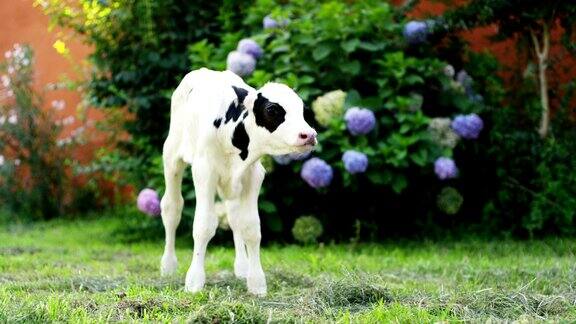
0, 214, 575, 323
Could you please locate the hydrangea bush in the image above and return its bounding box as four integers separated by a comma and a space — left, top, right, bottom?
179, 0, 492, 239
224, 0, 491, 238
42, 0, 575, 238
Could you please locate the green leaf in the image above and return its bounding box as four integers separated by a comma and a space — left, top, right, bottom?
358, 41, 385, 51
405, 75, 424, 85
340, 61, 361, 75
392, 175, 408, 193
300, 75, 315, 84
341, 39, 360, 53
368, 170, 391, 185
265, 213, 283, 232
312, 44, 332, 61
411, 149, 428, 166
399, 124, 411, 134
260, 200, 277, 214
345, 90, 362, 108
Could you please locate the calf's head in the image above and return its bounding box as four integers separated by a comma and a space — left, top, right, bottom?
246, 82, 317, 155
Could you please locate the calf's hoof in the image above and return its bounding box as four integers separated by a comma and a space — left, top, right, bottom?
185, 269, 205, 293
247, 276, 267, 297
160, 254, 178, 276
184, 282, 204, 293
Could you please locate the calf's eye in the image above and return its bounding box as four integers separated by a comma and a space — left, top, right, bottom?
266, 105, 278, 115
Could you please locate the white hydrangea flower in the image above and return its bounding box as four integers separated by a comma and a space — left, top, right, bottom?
1, 75, 10, 88
51, 100, 66, 111
7, 113, 17, 124
428, 117, 460, 149
0, 155, 4, 166
62, 116, 75, 125
444, 64, 455, 78
71, 126, 85, 137
56, 137, 73, 147
311, 90, 346, 127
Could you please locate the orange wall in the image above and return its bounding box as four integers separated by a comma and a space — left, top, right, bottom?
0, 0, 105, 163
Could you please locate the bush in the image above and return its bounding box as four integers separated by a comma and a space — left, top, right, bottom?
42, 0, 576, 238
188, 0, 490, 239
441, 0, 576, 236
0, 44, 89, 220
39, 0, 252, 187
480, 81, 576, 236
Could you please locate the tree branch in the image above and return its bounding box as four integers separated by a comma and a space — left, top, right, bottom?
531, 24, 551, 138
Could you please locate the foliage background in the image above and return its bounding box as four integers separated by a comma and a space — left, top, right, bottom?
36, 0, 576, 241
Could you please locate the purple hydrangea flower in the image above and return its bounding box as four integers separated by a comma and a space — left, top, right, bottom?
434, 157, 458, 180
263, 15, 288, 29
137, 188, 161, 217
273, 154, 292, 165
451, 113, 484, 139
344, 107, 376, 136
301, 158, 333, 189
470, 94, 484, 104
273, 151, 312, 165
342, 150, 368, 174
237, 39, 263, 60
456, 70, 474, 95
263, 15, 279, 29
290, 150, 312, 161
403, 21, 428, 45
226, 51, 256, 77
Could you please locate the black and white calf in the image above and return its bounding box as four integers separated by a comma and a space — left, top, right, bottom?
160, 68, 316, 296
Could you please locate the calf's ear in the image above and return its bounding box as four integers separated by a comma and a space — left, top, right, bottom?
232, 86, 248, 103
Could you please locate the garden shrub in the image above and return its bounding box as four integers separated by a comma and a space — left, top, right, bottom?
41, 0, 576, 238
0, 45, 93, 220
38, 0, 253, 186
479, 81, 576, 236
183, 0, 491, 239
441, 0, 576, 236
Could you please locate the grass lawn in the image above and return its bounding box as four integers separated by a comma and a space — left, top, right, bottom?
0, 214, 575, 323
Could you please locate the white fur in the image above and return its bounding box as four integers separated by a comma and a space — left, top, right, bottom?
160, 68, 315, 296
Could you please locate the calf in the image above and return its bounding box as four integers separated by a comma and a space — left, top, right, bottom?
160, 68, 316, 296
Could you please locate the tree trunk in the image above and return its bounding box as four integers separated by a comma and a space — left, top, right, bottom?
531, 25, 551, 138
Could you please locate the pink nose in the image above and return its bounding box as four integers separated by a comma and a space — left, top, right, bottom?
298, 131, 317, 145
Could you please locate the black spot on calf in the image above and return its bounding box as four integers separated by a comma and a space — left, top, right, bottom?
243, 111, 249, 119
232, 122, 250, 160
225, 101, 243, 124
213, 118, 222, 128
253, 93, 286, 133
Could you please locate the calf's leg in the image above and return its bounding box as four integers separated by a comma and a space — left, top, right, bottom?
225, 199, 249, 279
185, 159, 218, 292
160, 153, 186, 276
238, 164, 267, 296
